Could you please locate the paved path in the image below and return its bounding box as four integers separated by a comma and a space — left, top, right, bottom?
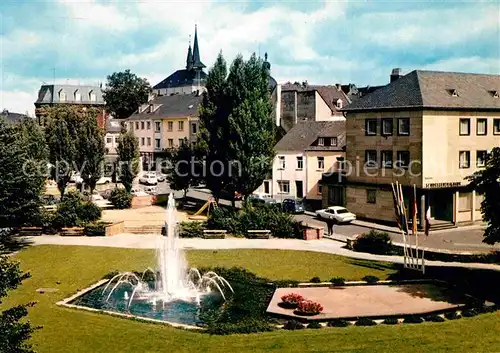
27, 235, 500, 272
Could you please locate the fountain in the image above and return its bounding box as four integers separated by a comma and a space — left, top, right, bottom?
100, 193, 233, 312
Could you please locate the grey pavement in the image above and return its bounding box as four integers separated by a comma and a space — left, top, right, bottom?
27, 234, 500, 272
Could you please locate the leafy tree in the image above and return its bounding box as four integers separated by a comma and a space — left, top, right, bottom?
198, 52, 275, 205
103, 69, 150, 119
116, 127, 139, 192
165, 139, 200, 199
467, 147, 500, 244
77, 112, 106, 195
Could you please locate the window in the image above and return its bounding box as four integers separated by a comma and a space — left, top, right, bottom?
141, 121, 145, 130
318, 184, 323, 194
459, 118, 470, 135
168, 139, 173, 147
365, 119, 377, 135
381, 150, 393, 168
178, 121, 184, 131
179, 139, 184, 146
191, 123, 197, 134
155, 121, 161, 131
477, 150, 487, 167
367, 189, 377, 204
381, 118, 393, 135
89, 91, 96, 102
135, 122, 139, 130
494, 119, 500, 135
74, 90, 81, 101
114, 137, 118, 144
147, 121, 151, 130
317, 156, 325, 170
459, 151, 470, 168
147, 137, 151, 146
365, 150, 377, 168
336, 99, 342, 109
336, 156, 345, 170
58, 89, 66, 102
396, 151, 410, 169
106, 137, 112, 144
168, 121, 173, 131
277, 180, 290, 194
278, 156, 285, 169
397, 118, 410, 135
141, 137, 145, 146
318, 137, 324, 146
296, 156, 303, 170
155, 139, 161, 149
330, 137, 337, 146
476, 119, 487, 135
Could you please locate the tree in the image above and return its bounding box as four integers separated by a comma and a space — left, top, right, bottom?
103, 69, 150, 119
198, 52, 275, 205
467, 147, 500, 244
116, 127, 139, 192
77, 112, 106, 195
165, 139, 200, 199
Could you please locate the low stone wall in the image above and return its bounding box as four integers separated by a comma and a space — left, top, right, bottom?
104, 221, 124, 236
131, 195, 154, 208
302, 224, 324, 240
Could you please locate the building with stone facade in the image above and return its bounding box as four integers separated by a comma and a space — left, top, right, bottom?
324, 69, 500, 230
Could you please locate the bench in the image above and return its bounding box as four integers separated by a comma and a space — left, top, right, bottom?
247, 230, 271, 239
19, 227, 42, 236
60, 227, 84, 237
346, 235, 359, 249
202, 230, 227, 239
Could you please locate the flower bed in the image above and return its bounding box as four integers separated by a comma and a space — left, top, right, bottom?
279, 293, 304, 309
295, 300, 323, 316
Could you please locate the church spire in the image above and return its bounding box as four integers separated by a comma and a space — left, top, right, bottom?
192, 24, 205, 69
186, 35, 193, 70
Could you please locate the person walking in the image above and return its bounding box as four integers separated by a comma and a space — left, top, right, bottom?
325, 217, 335, 236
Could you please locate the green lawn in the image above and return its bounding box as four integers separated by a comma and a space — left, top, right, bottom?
3, 245, 500, 353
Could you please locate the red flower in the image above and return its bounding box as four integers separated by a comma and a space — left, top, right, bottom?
297, 300, 323, 314
280, 293, 304, 304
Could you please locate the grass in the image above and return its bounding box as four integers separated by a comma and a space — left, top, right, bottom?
3, 245, 500, 353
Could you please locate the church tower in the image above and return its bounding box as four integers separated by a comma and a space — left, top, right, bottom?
191, 25, 205, 70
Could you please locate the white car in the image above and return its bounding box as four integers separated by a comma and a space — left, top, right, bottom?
144, 185, 158, 195
139, 173, 158, 185
131, 187, 147, 196
155, 172, 166, 183
70, 172, 83, 184
316, 206, 356, 224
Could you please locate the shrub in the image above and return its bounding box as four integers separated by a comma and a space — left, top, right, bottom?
206, 318, 273, 335
53, 190, 101, 228
280, 293, 304, 305
330, 277, 345, 286
362, 275, 380, 284
327, 319, 350, 327
79, 202, 102, 223
403, 316, 423, 324
296, 300, 323, 315
40, 210, 57, 234
353, 230, 393, 255
109, 188, 132, 209
461, 309, 478, 317
307, 321, 322, 329
84, 222, 106, 236
310, 277, 322, 283
283, 320, 304, 330
179, 221, 205, 238
383, 317, 399, 325
355, 318, 376, 326
424, 314, 445, 322
273, 280, 300, 288
444, 311, 461, 320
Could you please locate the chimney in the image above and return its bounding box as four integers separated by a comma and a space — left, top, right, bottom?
390, 68, 402, 83
335, 83, 341, 91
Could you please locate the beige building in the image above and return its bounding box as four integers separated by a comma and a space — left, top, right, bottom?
255, 121, 345, 209
327, 70, 500, 230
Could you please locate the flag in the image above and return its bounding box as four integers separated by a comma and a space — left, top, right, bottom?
412, 185, 418, 235
425, 205, 431, 236
391, 184, 401, 230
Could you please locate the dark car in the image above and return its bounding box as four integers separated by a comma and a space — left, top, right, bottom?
282, 198, 305, 214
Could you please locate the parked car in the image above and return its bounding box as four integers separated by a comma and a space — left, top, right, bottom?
100, 189, 113, 199
247, 193, 277, 205
155, 172, 166, 183
315, 206, 356, 224
144, 185, 158, 195
70, 172, 83, 184
96, 176, 112, 185
139, 173, 158, 185
282, 198, 305, 214
220, 189, 243, 200
131, 187, 147, 196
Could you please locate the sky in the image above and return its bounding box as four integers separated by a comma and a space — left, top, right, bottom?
1, 0, 499, 116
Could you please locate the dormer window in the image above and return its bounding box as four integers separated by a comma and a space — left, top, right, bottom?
336, 99, 343, 109
491, 90, 499, 98
448, 89, 458, 97
330, 137, 337, 146
58, 89, 66, 102
89, 90, 96, 102
74, 89, 81, 101
318, 137, 324, 146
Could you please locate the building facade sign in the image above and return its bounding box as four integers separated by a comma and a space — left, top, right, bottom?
424, 182, 462, 189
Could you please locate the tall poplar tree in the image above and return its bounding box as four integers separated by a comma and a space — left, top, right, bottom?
116, 127, 140, 192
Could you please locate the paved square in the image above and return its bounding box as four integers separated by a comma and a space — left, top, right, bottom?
267, 284, 468, 320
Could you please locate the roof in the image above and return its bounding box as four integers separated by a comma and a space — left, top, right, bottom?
0, 109, 28, 123
281, 83, 349, 112
106, 118, 122, 133
35, 84, 104, 105
345, 70, 500, 112
153, 69, 207, 90
126, 92, 202, 120
275, 120, 346, 152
